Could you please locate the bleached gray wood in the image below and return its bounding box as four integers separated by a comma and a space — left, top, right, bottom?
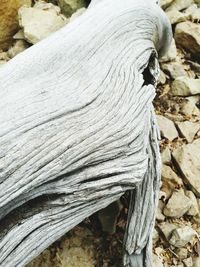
0, 0, 172, 266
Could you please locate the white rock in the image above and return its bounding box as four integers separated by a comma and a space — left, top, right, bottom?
161, 147, 171, 165
166, 0, 194, 11
173, 139, 200, 197
180, 96, 200, 117
175, 247, 188, 260
166, 9, 190, 24
171, 77, 200, 96
169, 226, 197, 247
183, 257, 193, 267
58, 0, 85, 17
158, 222, 178, 240
153, 228, 159, 244
175, 22, 200, 54
159, 38, 177, 62
18, 5, 67, 44
157, 115, 179, 141
186, 190, 199, 216
153, 254, 164, 267
160, 0, 175, 9
175, 121, 200, 142
156, 200, 166, 221
162, 62, 187, 79
192, 257, 200, 267
162, 165, 183, 186
163, 188, 191, 218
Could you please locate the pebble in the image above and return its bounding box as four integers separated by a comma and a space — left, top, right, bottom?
169, 226, 197, 247
157, 115, 179, 141
175, 121, 200, 142
171, 77, 200, 96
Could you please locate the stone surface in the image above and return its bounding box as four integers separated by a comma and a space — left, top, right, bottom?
175, 121, 200, 142
163, 189, 191, 218
175, 247, 188, 260
169, 226, 197, 248
0, 0, 31, 50
180, 96, 200, 117
166, 0, 194, 11
58, 0, 85, 17
158, 222, 178, 240
171, 77, 200, 96
161, 147, 171, 165
192, 257, 200, 267
166, 9, 190, 24
159, 38, 177, 62
161, 0, 175, 9
153, 254, 164, 267
183, 257, 193, 267
186, 190, 199, 216
18, 4, 67, 44
173, 139, 200, 197
175, 22, 200, 54
162, 62, 187, 79
156, 200, 166, 221
157, 115, 179, 141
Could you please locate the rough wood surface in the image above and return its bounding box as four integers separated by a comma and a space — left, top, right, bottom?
0, 0, 172, 266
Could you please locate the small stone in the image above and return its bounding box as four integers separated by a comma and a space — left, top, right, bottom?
19, 5, 67, 44
13, 29, 25, 40
163, 189, 191, 218
161, 62, 187, 79
186, 191, 199, 216
160, 0, 175, 9
169, 226, 197, 248
173, 139, 200, 197
166, 9, 190, 24
180, 96, 200, 117
175, 22, 200, 54
158, 222, 178, 240
7, 40, 29, 58
166, 0, 194, 11
58, 0, 85, 17
160, 39, 177, 62
153, 228, 159, 245
174, 247, 188, 260
175, 121, 200, 142
156, 200, 166, 221
153, 254, 164, 267
157, 115, 179, 141
171, 77, 200, 96
161, 147, 171, 165
183, 257, 193, 267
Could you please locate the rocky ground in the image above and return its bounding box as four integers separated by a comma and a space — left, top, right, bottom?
0, 0, 200, 266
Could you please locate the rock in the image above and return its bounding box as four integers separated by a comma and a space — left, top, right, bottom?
153, 254, 164, 267
192, 257, 200, 267
180, 96, 200, 117
173, 139, 200, 197
175, 22, 200, 54
58, 0, 85, 17
153, 228, 159, 245
7, 40, 29, 58
156, 200, 166, 221
158, 222, 178, 240
160, 0, 175, 9
161, 147, 171, 165
183, 257, 193, 267
163, 189, 191, 218
159, 38, 177, 62
70, 7, 86, 21
175, 121, 200, 142
161, 165, 183, 198
169, 226, 197, 248
174, 247, 188, 260
185, 4, 200, 21
18, 4, 67, 44
186, 191, 199, 216
157, 115, 179, 141
166, 0, 194, 11
166, 9, 190, 24
171, 77, 200, 96
162, 62, 187, 79
13, 29, 25, 40
0, 0, 31, 50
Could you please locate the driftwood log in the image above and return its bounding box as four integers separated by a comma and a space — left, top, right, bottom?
0, 0, 172, 266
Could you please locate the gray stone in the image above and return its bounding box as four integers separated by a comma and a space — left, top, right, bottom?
153, 254, 164, 267
157, 115, 179, 141
186, 190, 199, 216
18, 4, 67, 44
183, 257, 193, 267
156, 200, 166, 221
158, 69, 167, 85
175, 22, 200, 54
162, 62, 187, 79
160, 38, 177, 62
175, 121, 200, 142
169, 226, 197, 248
180, 96, 200, 117
58, 0, 85, 17
166, 0, 194, 11
192, 257, 200, 267
173, 139, 200, 197
158, 222, 178, 240
161, 0, 175, 9
174, 247, 188, 260
163, 188, 191, 218
171, 77, 200, 96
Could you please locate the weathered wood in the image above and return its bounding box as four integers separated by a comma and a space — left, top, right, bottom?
0, 0, 172, 266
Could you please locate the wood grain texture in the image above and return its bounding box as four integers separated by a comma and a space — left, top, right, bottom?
0, 0, 172, 266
